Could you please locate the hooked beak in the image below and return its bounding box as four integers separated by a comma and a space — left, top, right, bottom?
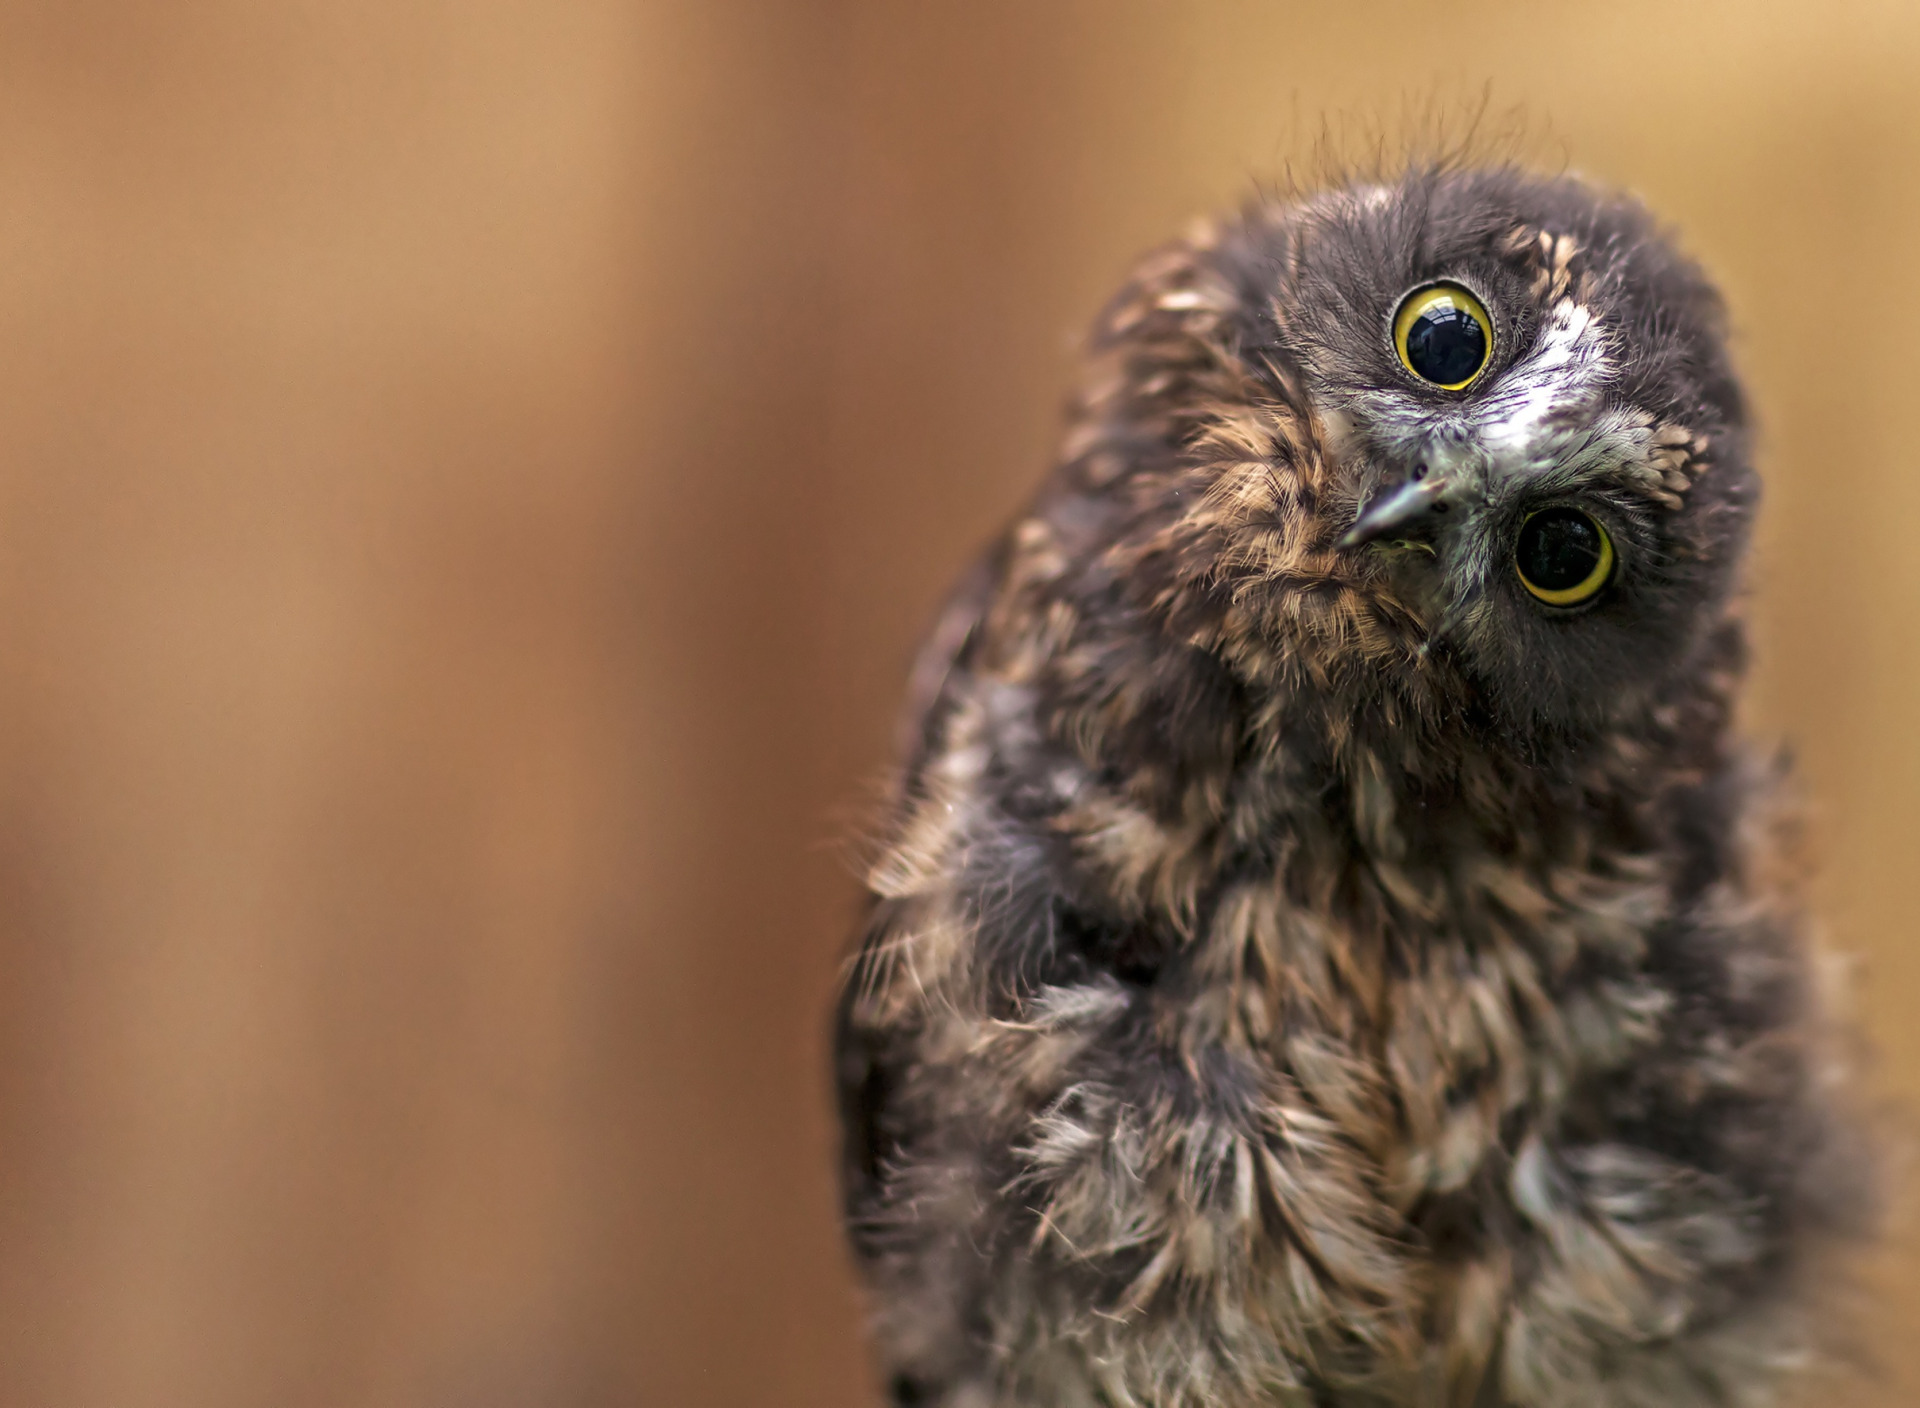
1337, 473, 1452, 549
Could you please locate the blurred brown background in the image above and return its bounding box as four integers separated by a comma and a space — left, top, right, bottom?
0, 1, 1911, 1404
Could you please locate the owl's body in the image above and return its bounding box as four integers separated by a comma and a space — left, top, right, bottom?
835, 168, 1863, 1408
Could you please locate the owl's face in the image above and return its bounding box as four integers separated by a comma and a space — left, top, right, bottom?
1250, 172, 1755, 739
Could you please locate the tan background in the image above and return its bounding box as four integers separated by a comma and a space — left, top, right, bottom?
0, 1, 1911, 1404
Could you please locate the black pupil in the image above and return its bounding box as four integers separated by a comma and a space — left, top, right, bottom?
1517, 509, 1603, 593
1405, 301, 1486, 385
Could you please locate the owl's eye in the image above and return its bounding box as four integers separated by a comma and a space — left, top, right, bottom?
1393, 283, 1492, 389
1515, 507, 1614, 607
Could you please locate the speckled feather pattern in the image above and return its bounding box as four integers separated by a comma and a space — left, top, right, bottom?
835, 168, 1868, 1408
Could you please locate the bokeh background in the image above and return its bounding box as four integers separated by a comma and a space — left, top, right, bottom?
0, 1, 1912, 1404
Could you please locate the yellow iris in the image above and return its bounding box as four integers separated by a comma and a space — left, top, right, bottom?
1393, 283, 1493, 390
1516, 509, 1615, 606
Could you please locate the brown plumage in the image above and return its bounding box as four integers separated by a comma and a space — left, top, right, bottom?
834, 165, 1871, 1408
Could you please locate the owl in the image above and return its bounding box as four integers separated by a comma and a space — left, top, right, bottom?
833, 165, 1869, 1408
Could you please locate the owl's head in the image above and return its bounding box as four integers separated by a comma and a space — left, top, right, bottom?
1093, 168, 1756, 747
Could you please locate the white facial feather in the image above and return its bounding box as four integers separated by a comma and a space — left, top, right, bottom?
1471, 298, 1613, 478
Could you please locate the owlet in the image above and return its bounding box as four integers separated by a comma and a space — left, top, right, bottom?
834, 166, 1869, 1408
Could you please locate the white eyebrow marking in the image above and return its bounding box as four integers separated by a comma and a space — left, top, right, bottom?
1472, 298, 1612, 475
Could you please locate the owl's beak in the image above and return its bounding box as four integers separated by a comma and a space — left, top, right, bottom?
1338, 473, 1453, 548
